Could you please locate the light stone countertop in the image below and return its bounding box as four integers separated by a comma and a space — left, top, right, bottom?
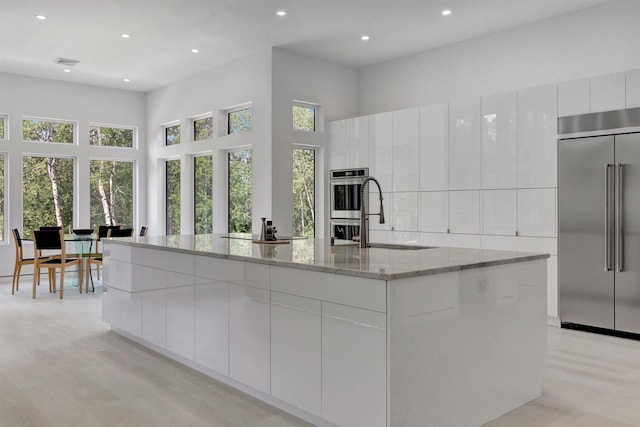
106, 234, 549, 281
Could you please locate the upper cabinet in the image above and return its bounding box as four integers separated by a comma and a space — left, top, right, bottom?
517, 84, 557, 189
481, 91, 517, 189
347, 116, 369, 169
558, 78, 589, 117
419, 103, 448, 192
591, 72, 626, 113
449, 98, 481, 191
328, 120, 348, 170
368, 112, 393, 192
392, 107, 420, 192
627, 69, 640, 109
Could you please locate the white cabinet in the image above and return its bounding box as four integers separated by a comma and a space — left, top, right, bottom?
328, 120, 348, 170
322, 302, 386, 427
166, 285, 195, 361
229, 284, 270, 393
271, 292, 321, 416
517, 84, 557, 188
481, 91, 517, 189
626, 69, 640, 108
420, 191, 448, 233
591, 72, 626, 113
369, 111, 393, 192
195, 280, 229, 375
392, 107, 420, 192
518, 188, 556, 237
449, 98, 481, 190
103, 286, 142, 338
347, 116, 369, 169
482, 189, 517, 236
558, 78, 589, 117
420, 103, 448, 191
142, 289, 166, 348
449, 190, 480, 234
393, 191, 419, 232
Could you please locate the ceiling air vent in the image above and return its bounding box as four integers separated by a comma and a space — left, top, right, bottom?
54, 57, 80, 67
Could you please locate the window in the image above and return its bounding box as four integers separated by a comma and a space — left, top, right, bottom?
228, 107, 252, 134
292, 103, 316, 132
292, 148, 315, 237
23, 156, 74, 237
166, 159, 181, 234
193, 116, 213, 141
0, 115, 6, 140
194, 155, 213, 234
0, 154, 4, 242
90, 125, 135, 148
165, 123, 181, 146
89, 160, 134, 230
228, 149, 252, 233
22, 118, 75, 144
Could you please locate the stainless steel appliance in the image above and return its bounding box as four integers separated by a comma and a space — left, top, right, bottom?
329, 168, 368, 242
559, 108, 640, 336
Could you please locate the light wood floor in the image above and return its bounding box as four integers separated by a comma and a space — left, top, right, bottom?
2, 277, 640, 427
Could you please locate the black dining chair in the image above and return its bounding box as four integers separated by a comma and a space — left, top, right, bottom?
86, 226, 131, 291
32, 229, 83, 298
11, 229, 52, 294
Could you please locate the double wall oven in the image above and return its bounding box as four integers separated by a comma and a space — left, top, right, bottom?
329, 168, 368, 242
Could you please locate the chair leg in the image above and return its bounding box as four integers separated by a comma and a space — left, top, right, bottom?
85, 261, 89, 293
97, 265, 100, 280
49, 269, 55, 293
59, 266, 65, 299
12, 263, 19, 294
32, 266, 38, 299
78, 262, 83, 294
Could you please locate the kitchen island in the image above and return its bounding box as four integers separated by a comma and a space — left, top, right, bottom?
102, 234, 548, 427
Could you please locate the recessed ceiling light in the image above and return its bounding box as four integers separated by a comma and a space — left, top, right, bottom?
35, 15, 46, 20
442, 9, 452, 16
276, 10, 286, 16
191, 49, 199, 53
121, 34, 130, 39
123, 78, 130, 82
63, 69, 71, 73
361, 35, 370, 41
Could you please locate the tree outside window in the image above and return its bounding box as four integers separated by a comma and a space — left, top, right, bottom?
90, 160, 133, 231
228, 108, 252, 134
23, 118, 74, 143
90, 125, 134, 148
0, 116, 6, 140
23, 156, 74, 237
292, 105, 316, 132
0, 155, 4, 242
228, 150, 252, 233
194, 117, 213, 141
292, 148, 315, 237
194, 155, 213, 234
166, 159, 181, 234
165, 124, 181, 146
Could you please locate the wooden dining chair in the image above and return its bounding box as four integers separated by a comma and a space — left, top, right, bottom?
11, 229, 52, 295
85, 227, 132, 291
32, 229, 83, 299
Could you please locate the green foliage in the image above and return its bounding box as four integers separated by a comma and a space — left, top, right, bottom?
166, 159, 181, 234
228, 150, 252, 233
194, 117, 213, 141
165, 124, 181, 146
89, 126, 134, 147
89, 160, 133, 231
292, 105, 315, 132
23, 156, 74, 237
229, 108, 252, 134
194, 155, 213, 234
0, 155, 4, 242
22, 119, 74, 143
0, 117, 5, 139
292, 149, 315, 237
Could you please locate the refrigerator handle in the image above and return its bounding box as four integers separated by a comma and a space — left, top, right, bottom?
617, 163, 624, 272
605, 163, 613, 272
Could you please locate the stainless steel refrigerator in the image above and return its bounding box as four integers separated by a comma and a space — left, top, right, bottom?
559, 132, 640, 335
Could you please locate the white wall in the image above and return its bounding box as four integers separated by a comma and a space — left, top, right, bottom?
0, 72, 146, 277
271, 48, 359, 237
358, 0, 640, 115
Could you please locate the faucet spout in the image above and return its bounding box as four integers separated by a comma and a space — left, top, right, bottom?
359, 176, 385, 248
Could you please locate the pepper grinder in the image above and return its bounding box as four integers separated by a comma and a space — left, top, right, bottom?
260, 217, 267, 241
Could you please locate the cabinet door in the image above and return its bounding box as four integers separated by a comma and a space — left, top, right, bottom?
420, 103, 448, 191
103, 286, 142, 338
142, 289, 166, 348
166, 285, 195, 361
369, 112, 393, 192
482, 189, 517, 236
328, 120, 348, 170
195, 280, 229, 375
627, 69, 640, 108
591, 72, 625, 113
347, 116, 369, 169
271, 293, 321, 416
229, 284, 270, 393
482, 91, 517, 189
449, 190, 480, 234
449, 98, 481, 190
518, 188, 556, 237
420, 191, 448, 233
517, 84, 557, 188
322, 302, 386, 427
558, 78, 589, 117
393, 107, 420, 192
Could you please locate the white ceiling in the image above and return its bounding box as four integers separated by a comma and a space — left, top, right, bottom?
0, 0, 611, 93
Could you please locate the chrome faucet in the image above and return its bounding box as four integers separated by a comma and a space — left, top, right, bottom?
359, 177, 385, 248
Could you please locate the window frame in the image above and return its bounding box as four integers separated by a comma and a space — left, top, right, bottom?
226, 104, 253, 135
292, 101, 318, 133
227, 148, 252, 234
292, 145, 317, 238
164, 122, 181, 146
0, 114, 8, 141
0, 153, 6, 243
21, 116, 77, 145
89, 123, 137, 149
165, 157, 181, 235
